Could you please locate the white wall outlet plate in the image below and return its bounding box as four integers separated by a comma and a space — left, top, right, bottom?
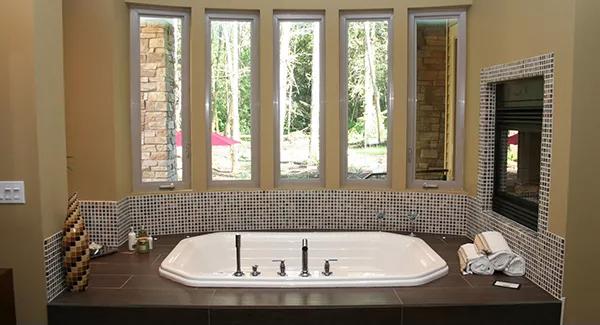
0, 181, 26, 204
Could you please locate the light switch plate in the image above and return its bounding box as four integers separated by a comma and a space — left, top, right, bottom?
0, 181, 26, 204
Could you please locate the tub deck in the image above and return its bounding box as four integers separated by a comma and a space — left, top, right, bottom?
48, 233, 561, 325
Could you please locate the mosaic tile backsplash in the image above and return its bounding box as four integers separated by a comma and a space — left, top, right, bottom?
43, 231, 65, 302
81, 190, 468, 247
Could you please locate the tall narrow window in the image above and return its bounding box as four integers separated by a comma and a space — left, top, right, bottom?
341, 12, 392, 184
408, 10, 466, 189
207, 12, 259, 186
274, 13, 324, 185
130, 8, 190, 191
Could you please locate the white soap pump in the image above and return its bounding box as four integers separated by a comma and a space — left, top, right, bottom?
127, 227, 137, 251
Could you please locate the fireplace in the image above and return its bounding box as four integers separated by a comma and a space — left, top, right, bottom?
492, 77, 543, 231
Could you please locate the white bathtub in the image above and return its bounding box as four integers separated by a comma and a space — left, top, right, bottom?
159, 232, 448, 288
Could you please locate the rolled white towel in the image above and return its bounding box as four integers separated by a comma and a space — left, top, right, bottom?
503, 254, 526, 276
474, 231, 515, 271
487, 251, 514, 271
458, 243, 494, 275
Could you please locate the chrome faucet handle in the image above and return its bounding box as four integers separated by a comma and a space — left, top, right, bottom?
251, 265, 261, 277
322, 259, 338, 276
407, 211, 419, 237
272, 259, 287, 276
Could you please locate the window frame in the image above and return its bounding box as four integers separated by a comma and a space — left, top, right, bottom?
407, 9, 466, 190
273, 12, 326, 187
130, 7, 191, 192
339, 11, 394, 187
205, 11, 260, 188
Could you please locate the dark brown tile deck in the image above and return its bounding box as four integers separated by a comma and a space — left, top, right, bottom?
48, 233, 560, 325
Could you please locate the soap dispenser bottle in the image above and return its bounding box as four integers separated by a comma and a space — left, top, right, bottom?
127, 227, 137, 251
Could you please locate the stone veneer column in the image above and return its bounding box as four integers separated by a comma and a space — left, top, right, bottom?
416, 23, 447, 175
139, 22, 177, 182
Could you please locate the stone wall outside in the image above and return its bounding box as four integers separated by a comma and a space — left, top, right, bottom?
139, 22, 178, 182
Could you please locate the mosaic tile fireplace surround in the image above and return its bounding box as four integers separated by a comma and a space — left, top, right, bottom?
43, 54, 564, 303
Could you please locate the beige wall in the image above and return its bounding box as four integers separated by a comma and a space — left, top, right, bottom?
563, 0, 600, 323
0, 0, 67, 324
466, 0, 575, 236
64, 0, 130, 201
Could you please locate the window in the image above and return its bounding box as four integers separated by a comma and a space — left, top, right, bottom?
206, 12, 259, 186
274, 12, 325, 185
493, 77, 543, 231
340, 12, 392, 184
130, 8, 190, 191
408, 10, 466, 189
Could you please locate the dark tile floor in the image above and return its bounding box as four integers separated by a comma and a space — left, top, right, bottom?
49, 232, 561, 325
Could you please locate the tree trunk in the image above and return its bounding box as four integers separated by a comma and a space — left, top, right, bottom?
309, 22, 320, 160
363, 22, 376, 147
225, 23, 240, 172
363, 22, 385, 146
279, 23, 291, 143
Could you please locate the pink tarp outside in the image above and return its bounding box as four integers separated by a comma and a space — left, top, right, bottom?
508, 133, 519, 145
176, 131, 240, 147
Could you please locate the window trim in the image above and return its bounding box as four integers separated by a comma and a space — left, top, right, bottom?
130, 7, 191, 192
339, 11, 394, 187
407, 9, 466, 189
205, 11, 260, 188
273, 12, 326, 187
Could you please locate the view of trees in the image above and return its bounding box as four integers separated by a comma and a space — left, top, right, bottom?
278, 21, 321, 179
210, 20, 253, 180
346, 20, 390, 179
208, 18, 389, 181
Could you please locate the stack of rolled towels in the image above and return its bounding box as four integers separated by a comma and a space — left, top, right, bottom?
457, 231, 525, 276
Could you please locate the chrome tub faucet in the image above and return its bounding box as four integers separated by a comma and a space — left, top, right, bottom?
299, 238, 310, 277
233, 234, 244, 277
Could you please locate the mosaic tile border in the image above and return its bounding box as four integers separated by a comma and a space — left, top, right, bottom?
43, 231, 65, 302
80, 200, 131, 248
79, 190, 468, 248
469, 53, 565, 298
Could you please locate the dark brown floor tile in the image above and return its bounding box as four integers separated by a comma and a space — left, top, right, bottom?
50, 287, 215, 307
420, 274, 471, 288
91, 249, 165, 265
88, 274, 132, 289
209, 308, 402, 325
463, 274, 536, 287
440, 235, 472, 246
429, 246, 461, 265
124, 274, 194, 291
403, 303, 560, 325
211, 288, 401, 307
394, 286, 558, 306
90, 261, 161, 275
48, 306, 209, 325
412, 233, 447, 246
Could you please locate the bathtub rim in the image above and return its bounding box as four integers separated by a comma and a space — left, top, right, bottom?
158, 231, 449, 288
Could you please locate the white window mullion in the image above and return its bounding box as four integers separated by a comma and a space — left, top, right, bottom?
408, 9, 466, 189
273, 12, 325, 187
340, 11, 393, 186
130, 7, 191, 191
206, 11, 260, 188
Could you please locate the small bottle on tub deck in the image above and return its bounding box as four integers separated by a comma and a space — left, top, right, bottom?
148, 235, 153, 250
127, 227, 137, 251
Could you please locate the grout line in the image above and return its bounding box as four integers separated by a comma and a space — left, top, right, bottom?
118, 275, 134, 289
151, 253, 163, 265
461, 276, 475, 288
392, 288, 404, 305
